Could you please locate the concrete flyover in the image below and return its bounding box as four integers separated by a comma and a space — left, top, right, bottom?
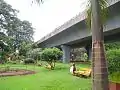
36, 0, 120, 63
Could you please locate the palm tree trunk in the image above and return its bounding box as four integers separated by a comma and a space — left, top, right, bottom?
91, 0, 109, 90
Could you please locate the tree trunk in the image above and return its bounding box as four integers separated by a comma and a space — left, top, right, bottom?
91, 0, 109, 90
53, 60, 55, 68
48, 61, 54, 70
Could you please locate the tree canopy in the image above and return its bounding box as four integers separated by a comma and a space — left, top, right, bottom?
40, 48, 63, 69
0, 0, 34, 61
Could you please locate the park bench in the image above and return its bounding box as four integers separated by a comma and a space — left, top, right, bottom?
74, 68, 91, 78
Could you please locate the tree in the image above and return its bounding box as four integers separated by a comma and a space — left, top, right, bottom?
19, 42, 33, 57
0, 0, 18, 52
7, 17, 34, 51
0, 39, 9, 63
0, 0, 35, 62
0, 0, 18, 30
40, 48, 63, 70
20, 20, 34, 42
26, 48, 42, 60
90, 0, 109, 90
35, 0, 109, 89
0, 32, 12, 62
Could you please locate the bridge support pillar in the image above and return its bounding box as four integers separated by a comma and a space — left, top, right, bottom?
85, 45, 92, 60
61, 45, 71, 63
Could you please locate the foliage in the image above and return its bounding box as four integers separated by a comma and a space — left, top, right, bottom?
0, 0, 17, 53
109, 72, 120, 83
0, 0, 34, 60
7, 18, 34, 51
0, 0, 18, 30
0, 33, 11, 63
71, 48, 87, 61
40, 47, 63, 69
82, 53, 88, 61
0, 41, 9, 63
33, 0, 43, 5
86, 0, 108, 28
19, 42, 33, 57
0, 33, 9, 51
40, 48, 63, 61
106, 49, 120, 74
23, 58, 35, 64
105, 42, 120, 51
26, 48, 42, 60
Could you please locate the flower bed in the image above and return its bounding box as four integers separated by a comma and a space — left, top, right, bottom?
0, 69, 36, 77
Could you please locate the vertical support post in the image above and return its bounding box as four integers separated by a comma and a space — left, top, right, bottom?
61, 45, 71, 63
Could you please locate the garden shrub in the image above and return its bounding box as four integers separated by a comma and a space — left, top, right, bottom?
105, 42, 120, 51
109, 72, 120, 83
26, 48, 42, 60
83, 53, 88, 61
23, 58, 35, 64
40, 47, 63, 70
106, 49, 120, 74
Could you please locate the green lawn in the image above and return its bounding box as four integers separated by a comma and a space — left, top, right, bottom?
0, 63, 91, 90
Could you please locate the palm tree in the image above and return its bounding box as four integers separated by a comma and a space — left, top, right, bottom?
87, 0, 109, 90
34, 0, 109, 90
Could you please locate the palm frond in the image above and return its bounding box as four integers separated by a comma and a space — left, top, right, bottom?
86, 0, 108, 28
33, 0, 43, 5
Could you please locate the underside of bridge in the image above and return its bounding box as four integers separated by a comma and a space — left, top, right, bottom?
66, 28, 120, 48
60, 29, 120, 63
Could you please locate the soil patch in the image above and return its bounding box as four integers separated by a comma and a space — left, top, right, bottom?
0, 69, 36, 77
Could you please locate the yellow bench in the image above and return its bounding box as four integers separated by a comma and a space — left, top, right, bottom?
74, 68, 91, 77
45, 65, 51, 69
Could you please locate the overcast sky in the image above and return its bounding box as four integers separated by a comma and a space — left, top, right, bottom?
4, 0, 87, 42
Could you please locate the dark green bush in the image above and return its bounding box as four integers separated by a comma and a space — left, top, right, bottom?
40, 48, 63, 61
24, 58, 35, 64
106, 49, 120, 74
105, 42, 120, 51
109, 72, 120, 83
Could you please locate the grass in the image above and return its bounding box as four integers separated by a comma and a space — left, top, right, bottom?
0, 63, 91, 90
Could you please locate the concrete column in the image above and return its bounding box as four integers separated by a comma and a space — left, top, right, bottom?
61, 45, 71, 63
85, 45, 92, 60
